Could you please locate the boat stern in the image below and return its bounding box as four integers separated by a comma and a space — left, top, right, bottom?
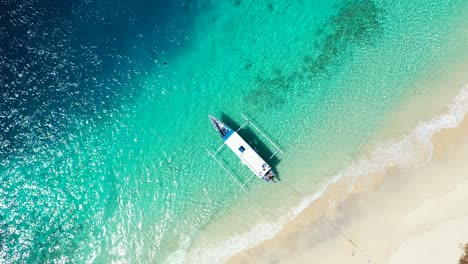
261, 169, 276, 182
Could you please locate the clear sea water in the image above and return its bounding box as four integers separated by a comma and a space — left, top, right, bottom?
1, 0, 467, 263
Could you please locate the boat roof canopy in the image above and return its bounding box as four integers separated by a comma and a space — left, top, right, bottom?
225, 132, 271, 177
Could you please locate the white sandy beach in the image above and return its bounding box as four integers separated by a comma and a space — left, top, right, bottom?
228, 79, 468, 264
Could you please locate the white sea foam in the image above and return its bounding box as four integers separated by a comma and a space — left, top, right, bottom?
168, 83, 468, 264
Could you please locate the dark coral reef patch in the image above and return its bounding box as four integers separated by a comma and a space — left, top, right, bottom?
242, 0, 383, 109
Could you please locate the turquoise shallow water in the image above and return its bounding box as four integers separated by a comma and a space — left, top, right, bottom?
1, 0, 468, 263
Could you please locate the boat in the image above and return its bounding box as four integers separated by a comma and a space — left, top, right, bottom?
207, 115, 278, 184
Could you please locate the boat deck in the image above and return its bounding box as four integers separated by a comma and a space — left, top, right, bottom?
224, 132, 271, 178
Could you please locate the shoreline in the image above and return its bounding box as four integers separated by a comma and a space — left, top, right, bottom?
227, 82, 468, 263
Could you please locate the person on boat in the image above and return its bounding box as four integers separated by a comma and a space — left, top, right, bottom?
268, 173, 276, 183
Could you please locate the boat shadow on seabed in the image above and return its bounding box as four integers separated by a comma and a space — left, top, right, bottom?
220, 112, 282, 182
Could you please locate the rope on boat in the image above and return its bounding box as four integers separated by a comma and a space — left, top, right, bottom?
261, 149, 373, 263
281, 180, 374, 263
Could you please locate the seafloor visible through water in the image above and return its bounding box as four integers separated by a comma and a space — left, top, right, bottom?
1, 0, 467, 263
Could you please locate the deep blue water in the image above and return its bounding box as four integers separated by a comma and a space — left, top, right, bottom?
1, 1, 206, 262
0, 0, 204, 158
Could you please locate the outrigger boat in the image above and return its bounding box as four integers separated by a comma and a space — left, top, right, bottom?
206, 114, 283, 190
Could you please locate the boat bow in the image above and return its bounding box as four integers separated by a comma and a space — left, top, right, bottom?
208, 115, 234, 141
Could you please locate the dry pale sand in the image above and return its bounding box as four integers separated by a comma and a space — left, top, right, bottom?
228, 101, 468, 263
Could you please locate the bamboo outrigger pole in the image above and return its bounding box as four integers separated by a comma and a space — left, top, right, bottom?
241, 113, 284, 159
206, 148, 246, 191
